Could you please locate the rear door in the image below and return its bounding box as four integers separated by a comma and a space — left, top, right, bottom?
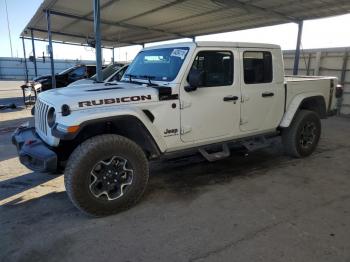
180, 48, 241, 143
239, 49, 284, 132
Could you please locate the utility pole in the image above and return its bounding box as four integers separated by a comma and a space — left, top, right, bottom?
4, 0, 13, 57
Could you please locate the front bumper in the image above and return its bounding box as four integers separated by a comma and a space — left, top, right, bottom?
12, 126, 57, 172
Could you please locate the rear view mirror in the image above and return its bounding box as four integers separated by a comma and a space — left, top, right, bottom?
186, 69, 204, 92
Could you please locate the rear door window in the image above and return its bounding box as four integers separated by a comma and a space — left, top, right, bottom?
243, 51, 272, 84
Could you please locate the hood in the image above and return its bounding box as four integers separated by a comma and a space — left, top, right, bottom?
38, 82, 162, 112
67, 78, 94, 87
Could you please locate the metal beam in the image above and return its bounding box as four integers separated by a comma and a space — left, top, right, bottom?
293, 20, 303, 75
23, 36, 89, 47
46, 9, 188, 39
30, 29, 38, 77
46, 10, 56, 88
93, 0, 103, 82
27, 28, 128, 47
21, 37, 28, 82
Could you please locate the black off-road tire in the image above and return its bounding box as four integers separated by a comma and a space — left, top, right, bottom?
282, 110, 321, 158
64, 134, 149, 217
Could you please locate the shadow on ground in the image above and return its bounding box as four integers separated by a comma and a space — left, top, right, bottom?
0, 116, 33, 130
1, 146, 288, 212
0, 96, 26, 111
0, 172, 59, 201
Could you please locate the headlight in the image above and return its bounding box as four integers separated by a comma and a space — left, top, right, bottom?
47, 107, 56, 128
34, 83, 42, 89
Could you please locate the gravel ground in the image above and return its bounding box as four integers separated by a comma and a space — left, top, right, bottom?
1, 81, 350, 262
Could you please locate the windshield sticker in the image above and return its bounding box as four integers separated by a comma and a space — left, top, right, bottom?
171, 49, 188, 60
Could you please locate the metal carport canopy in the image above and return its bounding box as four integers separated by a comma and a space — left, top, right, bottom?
21, 0, 350, 48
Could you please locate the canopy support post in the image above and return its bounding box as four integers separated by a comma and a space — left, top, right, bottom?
293, 20, 303, 75
30, 29, 38, 77
93, 0, 103, 82
46, 10, 56, 88
112, 48, 115, 64
21, 37, 28, 82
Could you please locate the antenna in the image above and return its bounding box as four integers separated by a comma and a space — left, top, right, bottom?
4, 0, 13, 57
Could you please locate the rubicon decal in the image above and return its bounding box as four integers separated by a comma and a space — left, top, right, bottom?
78, 95, 152, 107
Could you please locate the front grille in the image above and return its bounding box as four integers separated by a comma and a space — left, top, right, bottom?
35, 99, 50, 135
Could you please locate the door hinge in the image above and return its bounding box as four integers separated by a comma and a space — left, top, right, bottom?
180, 100, 191, 109
180, 126, 192, 135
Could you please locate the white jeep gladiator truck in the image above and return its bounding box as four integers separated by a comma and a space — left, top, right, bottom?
12, 42, 337, 216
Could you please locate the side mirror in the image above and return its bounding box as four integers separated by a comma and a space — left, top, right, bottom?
186, 69, 204, 92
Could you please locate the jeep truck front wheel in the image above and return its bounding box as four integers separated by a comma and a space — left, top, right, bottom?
282, 110, 321, 158
64, 134, 149, 216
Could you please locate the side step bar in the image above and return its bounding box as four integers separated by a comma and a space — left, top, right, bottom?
198, 136, 280, 162
199, 144, 231, 162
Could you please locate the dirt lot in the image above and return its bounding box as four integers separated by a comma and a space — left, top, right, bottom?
1, 81, 350, 262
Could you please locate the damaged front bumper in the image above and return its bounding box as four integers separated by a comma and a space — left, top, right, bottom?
12, 125, 57, 172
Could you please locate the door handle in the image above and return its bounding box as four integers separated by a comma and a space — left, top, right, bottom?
262, 92, 274, 97
223, 96, 239, 102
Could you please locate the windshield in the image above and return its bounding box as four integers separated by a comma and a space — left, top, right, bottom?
58, 66, 76, 75
91, 64, 121, 81
123, 47, 189, 82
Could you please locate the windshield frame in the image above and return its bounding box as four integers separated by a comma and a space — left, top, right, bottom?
122, 47, 190, 83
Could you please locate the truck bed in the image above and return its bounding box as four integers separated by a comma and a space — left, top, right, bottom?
284, 75, 337, 114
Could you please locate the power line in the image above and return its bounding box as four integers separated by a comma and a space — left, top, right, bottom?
4, 0, 13, 57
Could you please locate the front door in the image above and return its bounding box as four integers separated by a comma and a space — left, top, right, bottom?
180, 49, 241, 143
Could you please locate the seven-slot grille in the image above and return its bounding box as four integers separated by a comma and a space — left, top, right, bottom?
35, 99, 50, 135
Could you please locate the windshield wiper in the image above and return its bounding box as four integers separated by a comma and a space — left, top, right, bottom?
125, 74, 137, 83
138, 75, 159, 86
123, 74, 147, 85
104, 82, 118, 86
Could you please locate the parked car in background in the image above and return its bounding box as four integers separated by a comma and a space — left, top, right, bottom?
20, 64, 105, 106
25, 64, 103, 91
67, 64, 128, 87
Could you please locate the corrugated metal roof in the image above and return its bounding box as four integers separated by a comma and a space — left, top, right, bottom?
21, 0, 350, 48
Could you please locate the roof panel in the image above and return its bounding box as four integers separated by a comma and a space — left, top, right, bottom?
21, 0, 350, 48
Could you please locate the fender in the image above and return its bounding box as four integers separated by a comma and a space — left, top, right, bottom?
52, 105, 168, 153
279, 93, 326, 128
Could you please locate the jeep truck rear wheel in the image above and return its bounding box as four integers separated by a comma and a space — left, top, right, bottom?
64, 134, 149, 217
282, 110, 321, 158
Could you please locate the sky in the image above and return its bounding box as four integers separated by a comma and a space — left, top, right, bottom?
1, 0, 350, 63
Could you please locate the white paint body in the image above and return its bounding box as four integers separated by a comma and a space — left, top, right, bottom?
35, 42, 337, 154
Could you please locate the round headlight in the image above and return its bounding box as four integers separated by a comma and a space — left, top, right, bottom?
47, 107, 56, 128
